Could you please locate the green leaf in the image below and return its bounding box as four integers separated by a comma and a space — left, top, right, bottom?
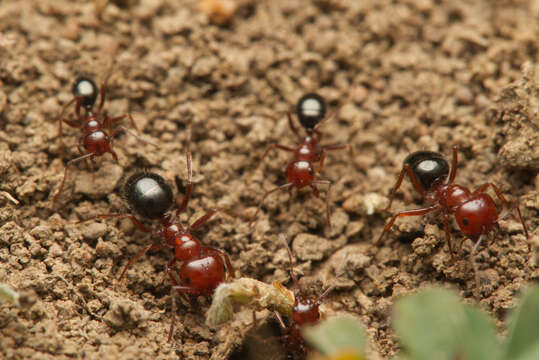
302, 316, 368, 358
394, 287, 499, 360
503, 286, 539, 360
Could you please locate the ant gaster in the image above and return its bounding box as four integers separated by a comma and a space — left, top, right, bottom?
272, 234, 335, 359
82, 152, 234, 341
251, 93, 351, 227
53, 75, 150, 204
378, 146, 530, 259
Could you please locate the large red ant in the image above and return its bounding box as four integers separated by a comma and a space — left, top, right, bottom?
272, 234, 336, 359
52, 75, 150, 204
250, 93, 351, 227
377, 146, 530, 261
80, 152, 234, 341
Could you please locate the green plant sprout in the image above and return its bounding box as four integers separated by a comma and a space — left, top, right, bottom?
393, 286, 539, 360
303, 316, 368, 360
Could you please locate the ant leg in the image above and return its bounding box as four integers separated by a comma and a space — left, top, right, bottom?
471, 234, 486, 295
111, 125, 157, 147
443, 213, 455, 260
76, 145, 92, 171
313, 106, 340, 132
317, 150, 326, 175
254, 144, 295, 173
473, 182, 529, 240
109, 149, 119, 162
312, 180, 332, 228
385, 164, 426, 211
97, 74, 110, 113
52, 153, 95, 204
117, 243, 165, 283
286, 112, 302, 140
376, 205, 440, 245
77, 213, 151, 233
175, 152, 193, 217
274, 310, 287, 329
319, 143, 353, 160
57, 97, 78, 139
250, 183, 294, 227
202, 246, 235, 278
190, 208, 227, 230
108, 113, 141, 135
169, 285, 201, 342
448, 145, 458, 183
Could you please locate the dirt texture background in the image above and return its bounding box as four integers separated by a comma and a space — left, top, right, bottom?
1, 0, 538, 359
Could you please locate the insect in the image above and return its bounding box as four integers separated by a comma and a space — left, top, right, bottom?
377, 145, 530, 259
273, 234, 336, 359
250, 93, 351, 227
52, 75, 149, 204
81, 152, 234, 341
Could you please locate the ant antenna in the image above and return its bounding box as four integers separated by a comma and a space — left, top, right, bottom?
279, 233, 300, 287
314, 251, 349, 305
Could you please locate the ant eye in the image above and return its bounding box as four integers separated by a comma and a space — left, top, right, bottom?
462, 218, 469, 226
308, 167, 313, 175
297, 93, 326, 130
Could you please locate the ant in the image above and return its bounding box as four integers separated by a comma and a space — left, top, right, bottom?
271, 234, 336, 359
80, 152, 234, 341
377, 145, 530, 261
250, 93, 351, 227
52, 75, 150, 204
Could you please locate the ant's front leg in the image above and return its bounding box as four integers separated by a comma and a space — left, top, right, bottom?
254, 144, 295, 173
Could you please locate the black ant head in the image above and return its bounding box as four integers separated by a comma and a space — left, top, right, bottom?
296, 93, 326, 131
124, 172, 173, 220
72, 77, 98, 109
404, 151, 449, 192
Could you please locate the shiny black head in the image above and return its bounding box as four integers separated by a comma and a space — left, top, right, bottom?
404, 151, 449, 191
296, 93, 326, 130
72, 77, 98, 109
124, 173, 173, 219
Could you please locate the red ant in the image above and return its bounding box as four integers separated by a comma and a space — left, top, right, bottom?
81, 152, 234, 341
272, 234, 335, 359
377, 146, 530, 260
52, 75, 150, 204
250, 93, 351, 227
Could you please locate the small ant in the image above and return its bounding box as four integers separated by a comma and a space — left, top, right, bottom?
81, 152, 234, 341
272, 234, 335, 359
52, 75, 150, 204
251, 93, 351, 227
377, 146, 530, 260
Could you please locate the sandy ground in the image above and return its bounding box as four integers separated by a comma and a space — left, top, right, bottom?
0, 0, 538, 359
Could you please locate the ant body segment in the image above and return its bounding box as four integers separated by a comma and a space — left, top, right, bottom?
272, 234, 335, 359
82, 152, 234, 341
53, 76, 149, 204
251, 93, 351, 227
378, 146, 530, 259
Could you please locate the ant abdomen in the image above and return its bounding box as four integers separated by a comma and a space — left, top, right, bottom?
72, 77, 99, 109
124, 172, 174, 219
296, 93, 326, 130
404, 151, 449, 192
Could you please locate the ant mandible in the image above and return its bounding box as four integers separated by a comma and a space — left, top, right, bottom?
52, 75, 149, 204
250, 93, 351, 227
377, 145, 530, 259
272, 234, 335, 359
81, 152, 234, 341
